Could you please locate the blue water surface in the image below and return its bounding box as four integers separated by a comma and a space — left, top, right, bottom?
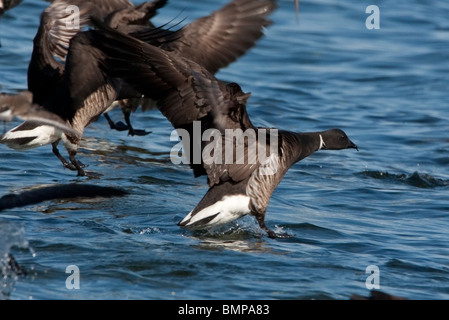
0, 0, 448, 300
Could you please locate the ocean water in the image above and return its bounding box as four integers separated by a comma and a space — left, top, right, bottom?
0, 0, 448, 300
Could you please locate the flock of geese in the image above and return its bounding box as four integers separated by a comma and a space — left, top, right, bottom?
0, 0, 358, 239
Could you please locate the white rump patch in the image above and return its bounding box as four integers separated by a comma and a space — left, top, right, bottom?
1, 124, 61, 150
180, 195, 251, 229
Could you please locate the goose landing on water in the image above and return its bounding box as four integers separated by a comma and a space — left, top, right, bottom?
177, 128, 358, 238
88, 21, 358, 238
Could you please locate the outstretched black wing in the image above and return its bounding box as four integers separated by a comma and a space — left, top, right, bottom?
88, 23, 266, 187
132, 0, 277, 74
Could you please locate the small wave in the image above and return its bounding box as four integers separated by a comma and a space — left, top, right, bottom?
386, 258, 449, 275
138, 227, 161, 235
361, 170, 449, 188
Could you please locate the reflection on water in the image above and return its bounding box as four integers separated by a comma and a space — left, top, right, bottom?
194, 238, 271, 254
186, 217, 274, 253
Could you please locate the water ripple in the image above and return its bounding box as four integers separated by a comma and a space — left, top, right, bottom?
360, 170, 449, 188
1, 0, 449, 300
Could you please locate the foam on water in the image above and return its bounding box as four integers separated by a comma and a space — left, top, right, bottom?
0, 221, 31, 299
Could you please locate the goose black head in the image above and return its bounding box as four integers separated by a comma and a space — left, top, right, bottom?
319, 128, 358, 151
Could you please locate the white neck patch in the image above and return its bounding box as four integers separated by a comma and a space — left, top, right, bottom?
318, 134, 326, 150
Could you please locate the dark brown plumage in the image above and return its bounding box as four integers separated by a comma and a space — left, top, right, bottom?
88, 20, 358, 238
2, 0, 277, 177
27, 0, 167, 131
0, 0, 22, 16
132, 0, 276, 74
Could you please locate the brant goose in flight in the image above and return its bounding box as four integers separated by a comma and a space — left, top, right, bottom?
88, 23, 358, 238
1, 0, 167, 176
27, 0, 168, 136
1, 0, 277, 176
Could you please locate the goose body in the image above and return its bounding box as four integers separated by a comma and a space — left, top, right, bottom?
88, 20, 358, 237
177, 128, 357, 237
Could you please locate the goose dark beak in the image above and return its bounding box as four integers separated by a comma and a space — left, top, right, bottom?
349, 140, 359, 151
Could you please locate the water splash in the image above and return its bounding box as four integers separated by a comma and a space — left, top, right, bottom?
0, 220, 29, 300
